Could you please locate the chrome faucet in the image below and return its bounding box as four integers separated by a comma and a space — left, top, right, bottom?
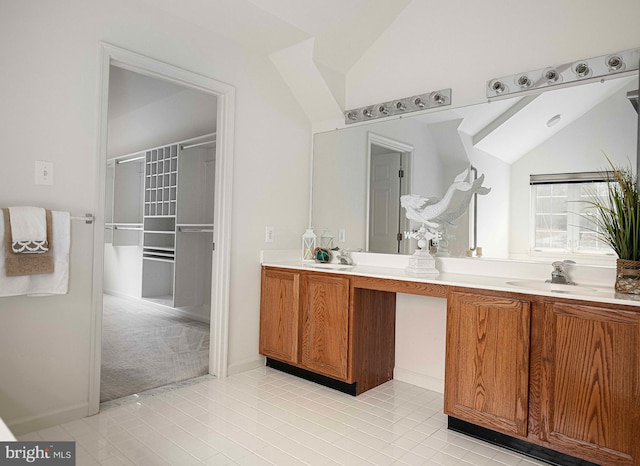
337, 249, 355, 265
546, 260, 576, 285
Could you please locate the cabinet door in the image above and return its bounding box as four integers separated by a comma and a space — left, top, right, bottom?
300, 274, 350, 380
539, 302, 640, 465
259, 269, 300, 365
445, 291, 531, 437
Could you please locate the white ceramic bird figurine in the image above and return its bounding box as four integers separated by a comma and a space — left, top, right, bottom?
432, 174, 491, 226
401, 169, 490, 228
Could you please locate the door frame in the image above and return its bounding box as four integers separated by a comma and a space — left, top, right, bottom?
88, 43, 235, 414
365, 132, 413, 254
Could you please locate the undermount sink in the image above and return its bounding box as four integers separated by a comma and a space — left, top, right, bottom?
307, 263, 355, 271
506, 280, 599, 294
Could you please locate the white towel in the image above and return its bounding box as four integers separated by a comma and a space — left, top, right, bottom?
8, 206, 49, 253
0, 211, 70, 297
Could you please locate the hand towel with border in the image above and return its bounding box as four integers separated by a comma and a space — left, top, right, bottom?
3, 209, 54, 276
8, 206, 49, 254
0, 209, 70, 296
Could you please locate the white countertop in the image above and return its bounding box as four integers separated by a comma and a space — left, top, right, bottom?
262, 257, 640, 308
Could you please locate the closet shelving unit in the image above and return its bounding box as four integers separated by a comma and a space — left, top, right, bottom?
141, 144, 178, 306
140, 133, 216, 310
144, 145, 178, 217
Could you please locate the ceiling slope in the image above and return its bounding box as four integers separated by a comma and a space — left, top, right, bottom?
266, 0, 412, 121
134, 0, 411, 122
269, 39, 343, 123
136, 0, 311, 54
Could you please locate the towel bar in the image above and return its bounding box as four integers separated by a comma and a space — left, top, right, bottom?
71, 214, 94, 224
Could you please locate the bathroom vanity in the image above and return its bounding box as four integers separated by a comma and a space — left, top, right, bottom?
293, 45, 640, 465
259, 260, 640, 466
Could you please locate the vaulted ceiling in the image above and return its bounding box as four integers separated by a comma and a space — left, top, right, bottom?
136, 0, 411, 121
133, 0, 639, 165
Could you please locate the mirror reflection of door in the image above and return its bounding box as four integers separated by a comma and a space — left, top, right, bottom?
368, 144, 410, 254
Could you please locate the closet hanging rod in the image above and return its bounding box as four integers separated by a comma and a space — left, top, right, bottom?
116, 155, 145, 164
113, 226, 143, 231
178, 227, 214, 233
180, 140, 215, 151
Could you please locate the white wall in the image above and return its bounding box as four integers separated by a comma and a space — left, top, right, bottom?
347, 0, 640, 110
394, 294, 447, 393
103, 246, 143, 298
107, 84, 218, 158
0, 0, 310, 433
468, 149, 510, 259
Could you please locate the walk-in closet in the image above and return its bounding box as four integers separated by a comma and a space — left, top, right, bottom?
101, 65, 218, 403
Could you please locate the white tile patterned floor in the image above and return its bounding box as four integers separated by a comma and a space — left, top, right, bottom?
20, 368, 550, 465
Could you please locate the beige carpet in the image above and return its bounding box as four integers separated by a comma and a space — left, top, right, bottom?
101, 294, 210, 402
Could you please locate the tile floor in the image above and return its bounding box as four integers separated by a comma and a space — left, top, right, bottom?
20, 368, 549, 465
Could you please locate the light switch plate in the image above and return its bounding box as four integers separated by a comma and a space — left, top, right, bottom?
339, 229, 346, 242
265, 226, 274, 243
35, 161, 54, 186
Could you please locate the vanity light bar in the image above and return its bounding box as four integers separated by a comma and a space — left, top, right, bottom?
344, 88, 452, 124
487, 47, 640, 100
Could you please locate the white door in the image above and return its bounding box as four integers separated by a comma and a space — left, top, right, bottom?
369, 151, 403, 253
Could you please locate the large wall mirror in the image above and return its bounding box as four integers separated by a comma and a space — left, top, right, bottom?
312, 73, 638, 264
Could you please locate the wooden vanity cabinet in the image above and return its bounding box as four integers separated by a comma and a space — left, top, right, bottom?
445, 288, 640, 465
259, 267, 396, 394
444, 289, 531, 438
538, 301, 640, 466
259, 268, 300, 365
259, 268, 351, 378
300, 273, 350, 380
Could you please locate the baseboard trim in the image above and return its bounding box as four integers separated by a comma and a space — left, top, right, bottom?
103, 289, 139, 300
448, 417, 599, 466
266, 358, 358, 396
7, 402, 89, 436
393, 367, 444, 394
103, 291, 211, 324
169, 305, 210, 324
227, 356, 265, 376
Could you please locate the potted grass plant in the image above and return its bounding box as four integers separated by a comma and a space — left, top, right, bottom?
582, 160, 640, 294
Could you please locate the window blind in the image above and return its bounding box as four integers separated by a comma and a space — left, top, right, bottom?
529, 171, 615, 185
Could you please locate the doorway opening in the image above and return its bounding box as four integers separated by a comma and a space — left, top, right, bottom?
101, 65, 217, 402
89, 44, 235, 413
366, 133, 413, 254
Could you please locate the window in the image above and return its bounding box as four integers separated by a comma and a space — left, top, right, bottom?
530, 172, 614, 255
